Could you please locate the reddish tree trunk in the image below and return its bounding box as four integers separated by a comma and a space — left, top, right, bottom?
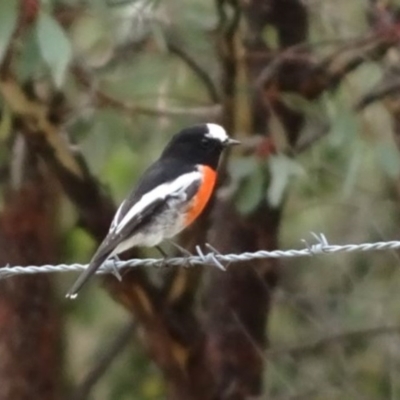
206, 202, 280, 399
0, 148, 62, 400
204, 1, 308, 399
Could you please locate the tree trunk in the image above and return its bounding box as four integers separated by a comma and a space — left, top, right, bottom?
0, 142, 62, 400
204, 1, 308, 398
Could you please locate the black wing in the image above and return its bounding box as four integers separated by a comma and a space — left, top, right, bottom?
65, 197, 165, 299
65, 158, 197, 298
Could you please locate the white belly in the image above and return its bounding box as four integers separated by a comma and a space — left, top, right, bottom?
110, 199, 188, 256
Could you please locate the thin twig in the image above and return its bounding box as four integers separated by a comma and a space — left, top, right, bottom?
72, 66, 221, 118
167, 41, 220, 103
71, 318, 136, 400
293, 123, 331, 154
355, 79, 400, 111
268, 325, 400, 359
256, 31, 394, 89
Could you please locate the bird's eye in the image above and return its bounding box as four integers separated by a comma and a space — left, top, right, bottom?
201, 138, 213, 149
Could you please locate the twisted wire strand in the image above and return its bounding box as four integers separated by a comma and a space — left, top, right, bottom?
1, 233, 400, 279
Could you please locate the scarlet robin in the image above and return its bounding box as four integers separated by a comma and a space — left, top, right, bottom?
66, 123, 239, 298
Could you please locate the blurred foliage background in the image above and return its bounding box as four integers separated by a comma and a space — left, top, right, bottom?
3, 0, 400, 399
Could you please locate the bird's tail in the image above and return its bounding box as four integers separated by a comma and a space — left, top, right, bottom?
65, 252, 110, 299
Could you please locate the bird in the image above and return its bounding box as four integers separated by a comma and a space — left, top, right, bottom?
66, 123, 239, 299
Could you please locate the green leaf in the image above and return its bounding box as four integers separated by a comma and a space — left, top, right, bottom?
70, 13, 114, 68
229, 157, 259, 181
16, 30, 44, 81
341, 146, 362, 198
80, 110, 125, 173
327, 90, 359, 147
36, 11, 72, 87
376, 141, 400, 179
280, 93, 315, 114
0, 0, 18, 65
269, 110, 289, 151
267, 154, 305, 207
263, 25, 278, 49
235, 164, 265, 215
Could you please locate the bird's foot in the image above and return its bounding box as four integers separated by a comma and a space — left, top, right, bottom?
156, 245, 168, 258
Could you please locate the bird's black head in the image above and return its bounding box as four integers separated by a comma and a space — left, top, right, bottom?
161, 124, 239, 169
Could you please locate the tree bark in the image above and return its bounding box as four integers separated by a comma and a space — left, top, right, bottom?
0, 143, 62, 400
204, 1, 307, 399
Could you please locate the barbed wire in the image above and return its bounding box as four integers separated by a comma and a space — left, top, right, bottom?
1, 233, 400, 280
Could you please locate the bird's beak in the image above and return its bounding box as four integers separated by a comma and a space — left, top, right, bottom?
225, 138, 240, 146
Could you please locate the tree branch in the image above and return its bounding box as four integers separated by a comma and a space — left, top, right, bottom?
0, 76, 115, 241
167, 41, 220, 103
71, 318, 136, 400
72, 66, 221, 119
268, 325, 400, 359
355, 77, 400, 111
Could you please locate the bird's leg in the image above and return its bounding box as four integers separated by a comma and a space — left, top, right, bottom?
165, 240, 195, 269
156, 245, 168, 258
111, 255, 123, 281
155, 242, 192, 268
155, 245, 170, 268
166, 240, 192, 257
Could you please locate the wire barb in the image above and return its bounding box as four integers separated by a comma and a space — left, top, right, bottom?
2, 234, 400, 279
111, 256, 123, 281
196, 245, 226, 271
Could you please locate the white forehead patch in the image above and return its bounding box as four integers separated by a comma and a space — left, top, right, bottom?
205, 123, 228, 143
